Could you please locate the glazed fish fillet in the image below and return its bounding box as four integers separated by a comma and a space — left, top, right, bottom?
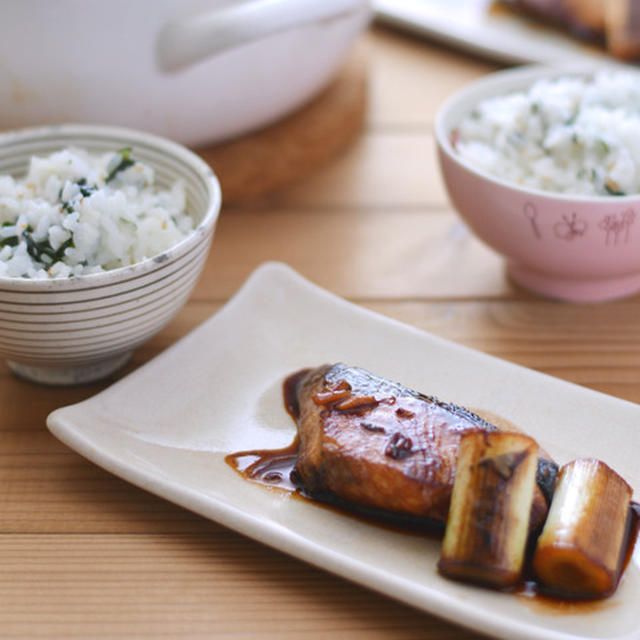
291, 364, 557, 529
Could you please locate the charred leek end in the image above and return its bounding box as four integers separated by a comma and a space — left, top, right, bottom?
438, 431, 539, 589
532, 458, 632, 598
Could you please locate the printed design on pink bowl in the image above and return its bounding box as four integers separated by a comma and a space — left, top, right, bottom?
522, 201, 638, 250
523, 202, 541, 239
554, 212, 588, 241
599, 209, 635, 245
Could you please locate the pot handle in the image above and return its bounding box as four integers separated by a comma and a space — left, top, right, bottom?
156, 0, 367, 73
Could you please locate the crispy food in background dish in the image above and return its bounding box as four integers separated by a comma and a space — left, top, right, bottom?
501, 0, 640, 59
563, 0, 606, 34
438, 431, 540, 589
291, 363, 557, 530
532, 458, 633, 597
606, 0, 640, 59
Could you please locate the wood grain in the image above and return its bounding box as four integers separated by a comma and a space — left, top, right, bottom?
1, 23, 639, 640
1, 534, 488, 640
194, 208, 510, 300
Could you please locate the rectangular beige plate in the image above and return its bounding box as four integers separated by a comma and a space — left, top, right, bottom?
47, 262, 640, 640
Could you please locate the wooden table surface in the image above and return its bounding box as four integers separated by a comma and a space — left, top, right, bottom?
3, 25, 640, 640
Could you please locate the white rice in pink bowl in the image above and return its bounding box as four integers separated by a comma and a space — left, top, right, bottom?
454, 70, 640, 197
0, 146, 193, 279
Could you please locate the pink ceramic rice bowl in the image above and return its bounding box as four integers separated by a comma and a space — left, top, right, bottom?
435, 64, 640, 302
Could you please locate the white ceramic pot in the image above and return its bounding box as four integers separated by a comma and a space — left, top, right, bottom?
0, 0, 371, 147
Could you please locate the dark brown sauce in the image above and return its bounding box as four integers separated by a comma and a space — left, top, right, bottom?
513, 581, 621, 615
226, 439, 300, 493
225, 369, 640, 608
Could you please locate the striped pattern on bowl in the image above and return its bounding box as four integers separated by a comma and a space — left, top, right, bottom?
0, 124, 221, 385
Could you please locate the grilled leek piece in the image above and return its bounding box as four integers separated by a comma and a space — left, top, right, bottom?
532, 458, 632, 597
438, 431, 539, 589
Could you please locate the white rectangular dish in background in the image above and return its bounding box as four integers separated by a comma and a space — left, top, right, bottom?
47, 262, 639, 640
374, 0, 609, 64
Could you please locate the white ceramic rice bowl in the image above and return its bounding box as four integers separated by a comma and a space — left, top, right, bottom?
0, 124, 221, 385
